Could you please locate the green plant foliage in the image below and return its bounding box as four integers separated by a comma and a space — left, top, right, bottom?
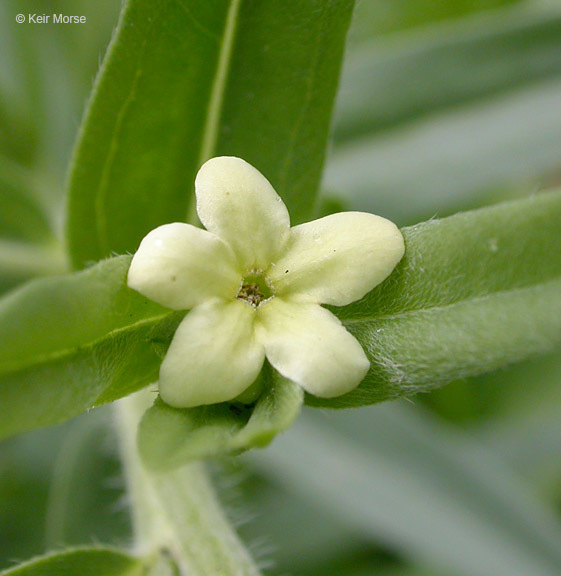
0, 160, 51, 244
0, 156, 64, 292
329, 2, 561, 225
2, 1, 561, 574
336, 5, 561, 141
310, 190, 561, 408
66, 0, 354, 268
0, 1, 120, 295
138, 369, 303, 470
328, 78, 561, 224
0, 1, 101, 176
472, 351, 561, 493
0, 547, 148, 576
347, 0, 520, 43
248, 403, 561, 576
43, 410, 131, 549
0, 427, 68, 567
3, 190, 559, 440
0, 256, 182, 441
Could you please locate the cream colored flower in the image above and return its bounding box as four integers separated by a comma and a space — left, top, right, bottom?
128, 157, 404, 408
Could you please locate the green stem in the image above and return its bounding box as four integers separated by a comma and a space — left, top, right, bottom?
115, 390, 262, 576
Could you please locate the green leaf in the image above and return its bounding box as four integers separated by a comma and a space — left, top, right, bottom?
0, 157, 66, 293
327, 77, 561, 224
237, 471, 361, 573
0, 0, 122, 185
138, 369, 303, 470
0, 4, 38, 165
66, 0, 354, 268
0, 426, 69, 566
0, 240, 66, 294
248, 403, 561, 576
310, 190, 561, 408
44, 410, 131, 549
0, 3, 77, 176
347, 0, 519, 44
336, 5, 561, 141
471, 351, 561, 492
0, 158, 52, 244
0, 547, 147, 576
0, 256, 182, 441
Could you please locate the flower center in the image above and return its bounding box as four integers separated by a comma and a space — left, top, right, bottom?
236, 270, 274, 309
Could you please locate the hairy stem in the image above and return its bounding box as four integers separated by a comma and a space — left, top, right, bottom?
115, 390, 262, 576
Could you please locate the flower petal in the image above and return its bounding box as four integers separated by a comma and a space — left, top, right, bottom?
195, 157, 290, 269
159, 299, 265, 408
256, 299, 369, 398
269, 212, 404, 306
128, 223, 241, 310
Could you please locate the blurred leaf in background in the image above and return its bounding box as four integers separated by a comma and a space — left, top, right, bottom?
328, 0, 561, 225
0, 0, 120, 292
0, 409, 130, 570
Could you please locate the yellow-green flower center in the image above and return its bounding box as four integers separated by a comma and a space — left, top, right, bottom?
237, 270, 274, 309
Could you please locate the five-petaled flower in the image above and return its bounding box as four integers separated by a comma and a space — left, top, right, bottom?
128, 157, 404, 408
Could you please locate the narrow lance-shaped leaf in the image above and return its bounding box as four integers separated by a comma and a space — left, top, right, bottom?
248, 403, 561, 576
335, 5, 561, 141
327, 78, 561, 225
0, 256, 182, 441
310, 189, 561, 408
66, 0, 355, 268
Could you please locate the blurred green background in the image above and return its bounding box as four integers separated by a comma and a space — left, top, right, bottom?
1, 0, 561, 574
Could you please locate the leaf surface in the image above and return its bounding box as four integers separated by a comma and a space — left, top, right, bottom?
138, 369, 303, 470
347, 0, 519, 43
311, 190, 561, 408
0, 256, 181, 440
0, 547, 147, 576
248, 403, 561, 576
328, 78, 561, 224
336, 5, 561, 141
66, 0, 354, 268
0, 157, 66, 293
